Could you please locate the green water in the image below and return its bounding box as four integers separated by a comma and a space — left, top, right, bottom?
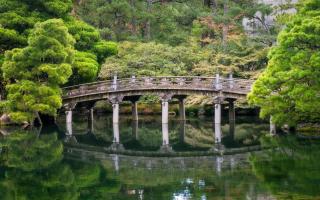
0, 115, 319, 199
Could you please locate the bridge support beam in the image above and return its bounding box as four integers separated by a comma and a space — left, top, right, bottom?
228, 99, 236, 137
214, 97, 223, 144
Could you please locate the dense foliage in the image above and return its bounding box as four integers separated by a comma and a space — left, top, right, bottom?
248, 0, 320, 126
0, 0, 117, 123
78, 0, 279, 79
0, 19, 74, 124
0, 0, 117, 87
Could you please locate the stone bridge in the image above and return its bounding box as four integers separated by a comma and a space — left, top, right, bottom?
62, 75, 254, 151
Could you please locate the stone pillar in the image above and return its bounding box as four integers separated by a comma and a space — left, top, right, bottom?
216, 156, 223, 176
229, 73, 234, 89
162, 123, 169, 146
162, 100, 169, 124
112, 103, 119, 124
228, 99, 235, 138
215, 73, 222, 90
179, 120, 186, 143
113, 123, 120, 144
132, 120, 139, 140
270, 116, 276, 135
132, 101, 139, 121
88, 108, 94, 133
214, 97, 223, 144
178, 97, 186, 121
111, 154, 119, 173
108, 96, 124, 150
109, 122, 124, 151
112, 75, 117, 90
159, 94, 173, 152
65, 103, 76, 136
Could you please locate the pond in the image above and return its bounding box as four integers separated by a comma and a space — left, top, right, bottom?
0, 114, 319, 199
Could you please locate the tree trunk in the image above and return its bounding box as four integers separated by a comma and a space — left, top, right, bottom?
145, 0, 152, 40
0, 82, 4, 100
71, 0, 83, 16
211, 0, 217, 15
130, 0, 137, 36
222, 0, 229, 51
35, 112, 43, 127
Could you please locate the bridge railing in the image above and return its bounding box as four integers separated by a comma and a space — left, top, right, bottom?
63, 76, 253, 97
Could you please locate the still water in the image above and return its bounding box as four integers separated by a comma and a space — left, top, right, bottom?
0, 114, 319, 200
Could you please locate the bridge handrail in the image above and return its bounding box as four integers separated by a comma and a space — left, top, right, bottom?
61, 76, 253, 99
62, 76, 253, 91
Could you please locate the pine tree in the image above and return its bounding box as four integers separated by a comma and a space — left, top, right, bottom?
0, 19, 75, 124
248, 0, 320, 126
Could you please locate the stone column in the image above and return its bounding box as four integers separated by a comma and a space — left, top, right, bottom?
162, 123, 169, 146
228, 73, 234, 89
270, 116, 276, 135
159, 94, 173, 152
214, 97, 223, 144
112, 75, 117, 90
228, 99, 235, 138
132, 101, 139, 121
216, 156, 223, 176
113, 103, 119, 124
132, 120, 139, 140
178, 97, 186, 121
179, 120, 186, 143
162, 100, 169, 124
88, 108, 94, 133
113, 122, 120, 144
65, 103, 76, 136
111, 154, 120, 173
108, 96, 124, 150
215, 73, 222, 90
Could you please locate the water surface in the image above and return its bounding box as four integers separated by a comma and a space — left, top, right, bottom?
0, 115, 319, 199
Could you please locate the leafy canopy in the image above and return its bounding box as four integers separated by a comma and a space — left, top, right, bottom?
248, 0, 320, 125
0, 19, 74, 123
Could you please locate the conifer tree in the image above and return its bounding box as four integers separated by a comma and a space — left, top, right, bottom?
248, 0, 320, 125
0, 19, 75, 124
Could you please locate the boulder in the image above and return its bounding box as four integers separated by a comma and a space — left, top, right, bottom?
0, 114, 12, 125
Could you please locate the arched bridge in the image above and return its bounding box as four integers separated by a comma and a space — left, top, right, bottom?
62, 75, 254, 151
62, 76, 253, 105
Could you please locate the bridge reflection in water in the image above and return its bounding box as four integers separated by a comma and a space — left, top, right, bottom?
61, 113, 269, 154
62, 75, 261, 152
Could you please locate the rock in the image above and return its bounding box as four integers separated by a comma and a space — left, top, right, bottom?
0, 114, 11, 125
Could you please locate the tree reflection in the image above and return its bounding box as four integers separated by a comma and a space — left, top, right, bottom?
250, 136, 320, 199
0, 129, 120, 200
